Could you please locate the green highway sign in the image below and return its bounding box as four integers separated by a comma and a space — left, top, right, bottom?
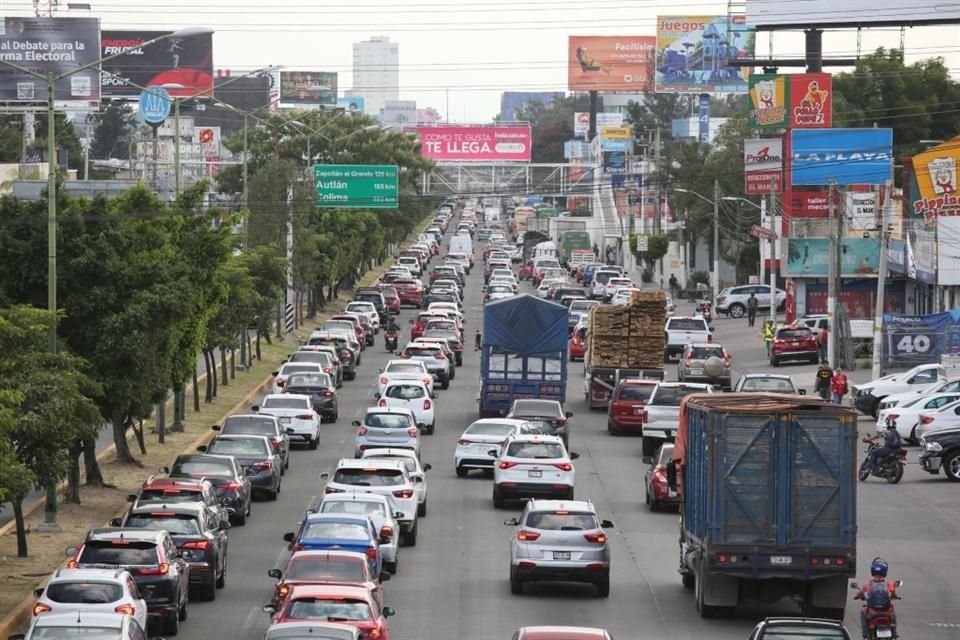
313, 164, 399, 209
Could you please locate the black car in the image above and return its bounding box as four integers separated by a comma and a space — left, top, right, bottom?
162, 454, 252, 526
307, 334, 357, 380
216, 413, 291, 471
423, 329, 464, 366
282, 372, 339, 422
199, 434, 283, 499
550, 286, 587, 302
353, 288, 387, 321
423, 291, 461, 309
113, 502, 229, 602
67, 528, 189, 636
919, 426, 960, 481
748, 617, 852, 640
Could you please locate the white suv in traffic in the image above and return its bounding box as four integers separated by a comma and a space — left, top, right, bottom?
491, 434, 578, 508
376, 381, 437, 434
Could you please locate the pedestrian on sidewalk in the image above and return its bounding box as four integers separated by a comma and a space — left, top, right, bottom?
746, 293, 759, 327
814, 361, 833, 400
592, 243, 600, 260
831, 367, 848, 405
668, 273, 679, 297
475, 329, 482, 351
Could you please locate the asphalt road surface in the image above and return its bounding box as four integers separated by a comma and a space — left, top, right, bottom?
163, 238, 958, 640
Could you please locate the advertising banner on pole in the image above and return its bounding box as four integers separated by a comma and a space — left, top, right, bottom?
744, 138, 783, 195
786, 237, 881, 276
698, 94, 710, 142
845, 191, 878, 231
790, 128, 893, 186
279, 71, 337, 107
910, 137, 960, 223
414, 125, 532, 162
654, 15, 754, 94
337, 97, 365, 115
603, 150, 627, 174
568, 35, 656, 92
783, 189, 836, 218
101, 30, 214, 99
749, 73, 832, 129
882, 311, 960, 366
573, 112, 623, 138
747, 0, 960, 28
0, 17, 100, 106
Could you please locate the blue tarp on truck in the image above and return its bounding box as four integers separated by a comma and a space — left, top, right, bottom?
672, 393, 857, 619
479, 294, 569, 417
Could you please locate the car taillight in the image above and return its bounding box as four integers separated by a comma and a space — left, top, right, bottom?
379, 376, 388, 385
358, 426, 369, 436
886, 414, 899, 422
321, 390, 335, 397
583, 531, 607, 544
342, 351, 354, 361
516, 529, 540, 541
707, 333, 713, 343
324, 487, 345, 494
278, 584, 290, 597
182, 540, 210, 550
424, 399, 432, 410
114, 603, 137, 616
294, 544, 305, 551
378, 399, 387, 407
324, 367, 333, 373
221, 482, 242, 491
393, 489, 415, 499
435, 354, 446, 360
380, 525, 394, 539
407, 427, 419, 437
684, 355, 693, 367
553, 462, 573, 471
498, 461, 518, 469
640, 410, 648, 423
252, 460, 273, 472
32, 603, 52, 616
271, 438, 283, 450
717, 295, 726, 304
921, 415, 935, 424
369, 629, 382, 640
457, 439, 473, 445
138, 563, 170, 576
365, 547, 378, 561
276, 379, 285, 387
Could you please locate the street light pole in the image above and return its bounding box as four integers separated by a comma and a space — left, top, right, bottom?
712, 178, 719, 310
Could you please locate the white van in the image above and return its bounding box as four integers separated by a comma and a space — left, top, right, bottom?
449, 233, 473, 259
533, 241, 558, 260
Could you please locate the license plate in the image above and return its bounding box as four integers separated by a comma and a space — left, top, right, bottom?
279, 417, 292, 424
876, 629, 892, 638
690, 369, 703, 375
553, 551, 571, 560
770, 555, 793, 565
528, 470, 542, 478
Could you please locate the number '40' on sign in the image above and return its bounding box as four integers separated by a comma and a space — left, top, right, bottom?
895, 334, 931, 353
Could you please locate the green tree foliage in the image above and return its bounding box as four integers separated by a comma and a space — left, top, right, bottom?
833, 48, 960, 157
0, 113, 82, 170
90, 103, 134, 160
515, 95, 594, 163
629, 233, 669, 262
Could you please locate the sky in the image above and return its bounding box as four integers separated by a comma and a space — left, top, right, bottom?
6, 0, 960, 123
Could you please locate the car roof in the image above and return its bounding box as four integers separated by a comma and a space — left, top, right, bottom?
518, 627, 610, 640
85, 527, 166, 542
31, 612, 129, 628
364, 406, 416, 417
320, 492, 391, 505
506, 434, 565, 445
128, 501, 206, 517
48, 567, 130, 583
303, 512, 371, 526
285, 584, 374, 600
141, 477, 208, 491
656, 381, 712, 389
526, 499, 595, 512
265, 622, 362, 640
361, 448, 418, 461
741, 373, 793, 380
264, 393, 312, 401
336, 458, 407, 471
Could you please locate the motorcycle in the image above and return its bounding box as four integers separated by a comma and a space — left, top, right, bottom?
384, 330, 398, 353
696, 301, 713, 324
858, 439, 906, 484
852, 580, 902, 639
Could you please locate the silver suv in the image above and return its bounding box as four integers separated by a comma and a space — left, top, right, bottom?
504, 499, 614, 597
716, 284, 786, 318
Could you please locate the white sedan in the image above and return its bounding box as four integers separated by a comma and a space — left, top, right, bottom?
377, 380, 436, 433
610, 286, 640, 305
378, 360, 435, 396
345, 301, 380, 332
876, 392, 960, 441
915, 399, 960, 441
454, 418, 536, 477
361, 448, 431, 517
272, 362, 325, 395
257, 393, 321, 449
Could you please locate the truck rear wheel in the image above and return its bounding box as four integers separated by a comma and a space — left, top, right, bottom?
695, 561, 734, 619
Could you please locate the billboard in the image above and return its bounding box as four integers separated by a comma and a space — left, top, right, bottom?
383, 99, 417, 125
500, 91, 561, 120
748, 73, 832, 129
0, 17, 100, 106
603, 150, 627, 174
279, 71, 337, 107
910, 137, 960, 223
101, 30, 214, 99
786, 237, 881, 277
744, 138, 783, 195
568, 36, 656, 92
882, 311, 960, 366
414, 125, 532, 162
783, 189, 837, 218
790, 128, 893, 186
845, 191, 878, 231
655, 15, 754, 94
747, 0, 960, 28
337, 96, 365, 115
574, 112, 623, 138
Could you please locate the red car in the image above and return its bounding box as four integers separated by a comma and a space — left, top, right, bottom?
569, 325, 587, 362
265, 584, 395, 640
392, 279, 423, 309
606, 379, 659, 435
409, 311, 448, 340
518, 260, 534, 281
267, 550, 387, 611
644, 442, 681, 510
377, 286, 401, 314
770, 325, 819, 366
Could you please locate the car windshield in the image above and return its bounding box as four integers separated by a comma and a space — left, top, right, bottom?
208, 438, 270, 457
385, 363, 423, 374
301, 522, 370, 541
525, 511, 598, 531
618, 385, 656, 402
125, 514, 201, 536
754, 626, 848, 639
511, 400, 562, 418
689, 346, 725, 359
571, 301, 599, 312
263, 397, 313, 410
31, 627, 122, 639
285, 599, 371, 621
653, 386, 707, 406
222, 416, 278, 436
79, 541, 158, 566
385, 385, 426, 400
286, 374, 332, 388
669, 319, 708, 331
739, 378, 797, 393
333, 468, 404, 486
45, 582, 124, 604
427, 321, 456, 331
506, 442, 565, 458
321, 501, 387, 519
405, 347, 442, 358
138, 488, 203, 503
282, 364, 323, 375
364, 413, 413, 429
285, 557, 366, 582
466, 422, 517, 437
289, 353, 332, 366
778, 328, 813, 339
489, 286, 512, 293
172, 459, 234, 478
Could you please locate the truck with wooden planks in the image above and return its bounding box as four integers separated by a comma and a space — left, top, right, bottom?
583, 290, 666, 410
668, 393, 857, 620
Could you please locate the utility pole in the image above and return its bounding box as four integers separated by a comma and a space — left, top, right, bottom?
769, 185, 777, 326
872, 180, 893, 379
827, 180, 837, 369
654, 127, 662, 235
712, 178, 720, 310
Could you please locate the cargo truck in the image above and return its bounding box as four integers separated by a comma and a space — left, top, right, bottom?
583, 291, 666, 411
668, 393, 857, 620
478, 294, 568, 418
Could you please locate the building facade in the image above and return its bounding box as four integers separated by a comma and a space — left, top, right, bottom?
350, 36, 399, 117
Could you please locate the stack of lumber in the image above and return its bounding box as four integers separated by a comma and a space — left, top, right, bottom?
586, 290, 667, 369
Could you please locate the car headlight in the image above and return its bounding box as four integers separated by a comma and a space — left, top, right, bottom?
925, 441, 943, 452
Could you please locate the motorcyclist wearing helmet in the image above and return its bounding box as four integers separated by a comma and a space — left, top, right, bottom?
855, 557, 898, 639
864, 420, 903, 472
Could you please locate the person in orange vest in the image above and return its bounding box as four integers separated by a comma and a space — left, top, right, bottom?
831, 367, 848, 405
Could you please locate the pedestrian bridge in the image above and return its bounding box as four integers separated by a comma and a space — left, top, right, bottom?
421, 162, 596, 198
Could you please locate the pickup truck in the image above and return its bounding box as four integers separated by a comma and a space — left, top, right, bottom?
640, 382, 714, 456
664, 316, 712, 361
851, 362, 946, 417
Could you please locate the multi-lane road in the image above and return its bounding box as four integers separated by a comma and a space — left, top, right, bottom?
170, 237, 960, 640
